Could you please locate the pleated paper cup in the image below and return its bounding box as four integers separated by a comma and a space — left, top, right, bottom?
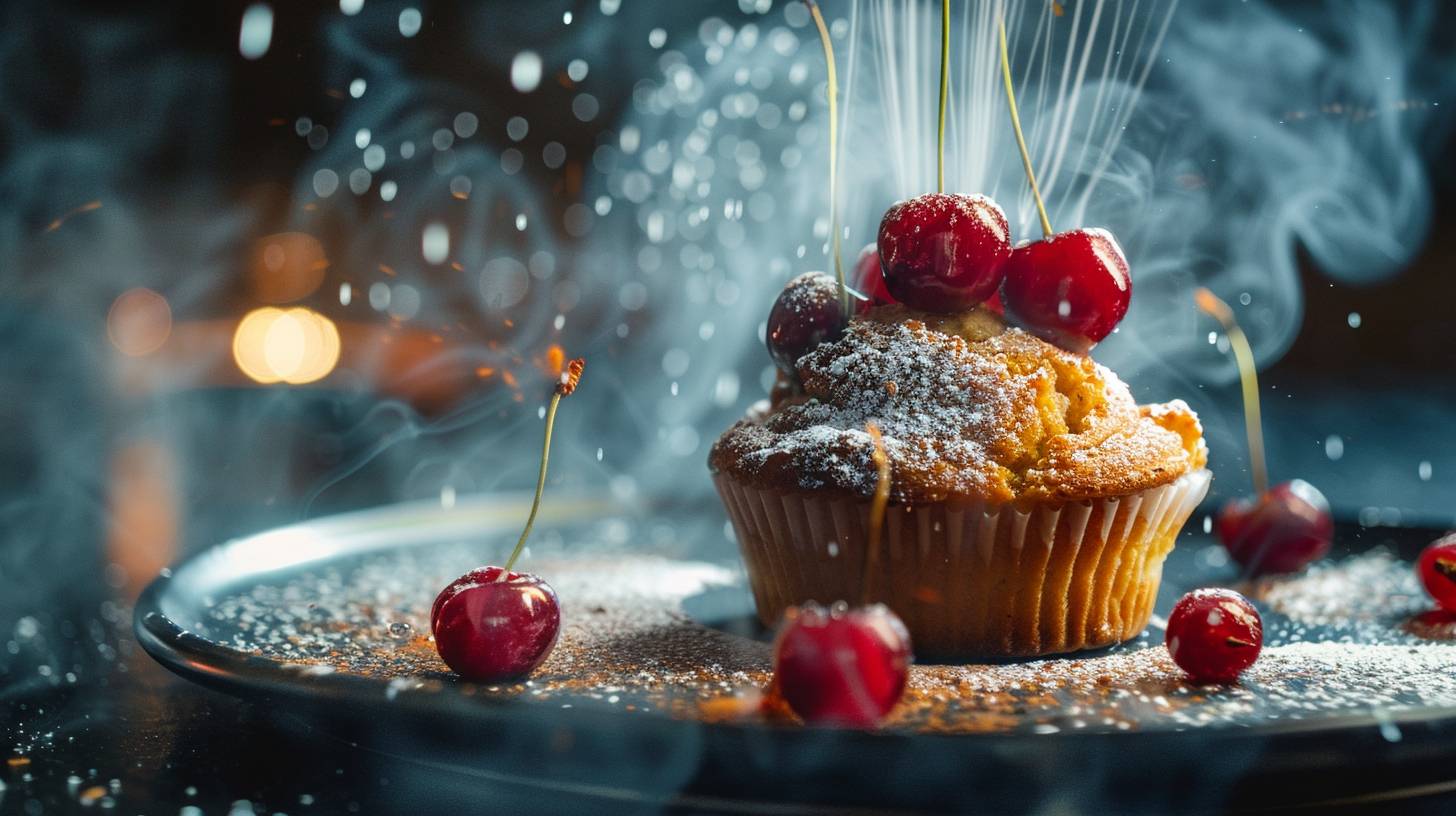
714, 469, 1211, 658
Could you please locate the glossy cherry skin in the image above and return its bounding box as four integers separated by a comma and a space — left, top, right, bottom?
766, 271, 846, 373
432, 566, 561, 683
1165, 588, 1263, 684
877, 193, 1012, 313
1216, 479, 1333, 576
1001, 227, 1131, 352
772, 602, 912, 727
1418, 533, 1456, 612
850, 243, 895, 315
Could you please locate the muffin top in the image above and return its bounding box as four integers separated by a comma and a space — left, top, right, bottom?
709, 304, 1206, 506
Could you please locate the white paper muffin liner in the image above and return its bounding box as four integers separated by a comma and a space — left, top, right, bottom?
714, 469, 1211, 657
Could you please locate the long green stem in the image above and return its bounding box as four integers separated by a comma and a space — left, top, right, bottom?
1196, 288, 1268, 495
805, 1, 845, 314
502, 391, 561, 572
998, 17, 1053, 238
937, 0, 949, 193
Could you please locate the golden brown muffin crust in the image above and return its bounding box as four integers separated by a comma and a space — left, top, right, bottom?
709, 305, 1206, 506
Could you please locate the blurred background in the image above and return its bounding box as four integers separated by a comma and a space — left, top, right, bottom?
1, 0, 1454, 810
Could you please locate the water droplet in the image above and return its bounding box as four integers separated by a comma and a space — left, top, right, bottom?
398, 8, 422, 37
238, 5, 274, 60
387, 622, 413, 640
511, 51, 543, 92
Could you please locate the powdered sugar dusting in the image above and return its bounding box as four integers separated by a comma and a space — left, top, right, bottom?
712, 314, 1202, 503
198, 541, 1456, 736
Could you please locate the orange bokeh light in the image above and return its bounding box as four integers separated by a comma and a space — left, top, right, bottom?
107, 288, 172, 356
232, 306, 341, 384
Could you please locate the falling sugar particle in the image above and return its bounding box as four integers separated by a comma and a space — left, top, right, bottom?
648, 28, 667, 48
349, 78, 366, 98
562, 11, 573, 24
312, 169, 339, 197
1419, 461, 1433, 481
511, 51, 543, 92
1325, 434, 1344, 461
238, 4, 273, 60
538, 406, 546, 419
553, 314, 565, 330
1202, 515, 1212, 534
354, 128, 370, 149
1347, 311, 1362, 328
440, 485, 455, 509
339, 0, 363, 14
379, 180, 397, 202
339, 282, 352, 305
398, 8, 422, 37
453, 112, 478, 138
421, 223, 449, 264
1207, 331, 1217, 345
515, 214, 527, 231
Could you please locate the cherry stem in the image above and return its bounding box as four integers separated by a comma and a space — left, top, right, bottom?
998, 18, 1053, 239
502, 359, 585, 573
863, 422, 891, 603
937, 0, 949, 194
1195, 288, 1268, 495
805, 1, 846, 315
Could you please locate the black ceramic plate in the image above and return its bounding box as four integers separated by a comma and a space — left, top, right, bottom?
135, 495, 1456, 813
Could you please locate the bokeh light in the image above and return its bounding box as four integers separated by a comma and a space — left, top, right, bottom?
106, 288, 172, 356
232, 307, 341, 384
249, 232, 328, 303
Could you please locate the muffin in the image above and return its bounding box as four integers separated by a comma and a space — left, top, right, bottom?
710, 304, 1210, 657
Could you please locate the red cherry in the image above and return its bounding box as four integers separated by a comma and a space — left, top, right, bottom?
766, 271, 846, 373
430, 566, 494, 633
1418, 533, 1456, 612
876, 193, 1012, 313
772, 602, 912, 727
432, 566, 561, 682
1001, 227, 1131, 352
850, 243, 895, 315
1216, 479, 1333, 576
1165, 588, 1263, 684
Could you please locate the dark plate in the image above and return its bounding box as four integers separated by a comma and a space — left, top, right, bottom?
135, 495, 1456, 814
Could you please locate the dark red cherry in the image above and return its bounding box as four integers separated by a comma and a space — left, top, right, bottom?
850, 243, 895, 315
1165, 588, 1262, 684
877, 193, 1012, 313
1216, 479, 1333, 576
432, 566, 561, 682
431, 566, 495, 633
1001, 227, 1131, 352
772, 602, 912, 727
1418, 534, 1456, 612
766, 271, 846, 373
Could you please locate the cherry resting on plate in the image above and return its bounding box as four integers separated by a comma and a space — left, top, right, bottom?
1000, 227, 1131, 352
1418, 533, 1456, 612
1216, 479, 1333, 576
773, 602, 912, 727
1165, 588, 1262, 684
432, 566, 561, 683
876, 193, 1012, 314
766, 271, 846, 373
